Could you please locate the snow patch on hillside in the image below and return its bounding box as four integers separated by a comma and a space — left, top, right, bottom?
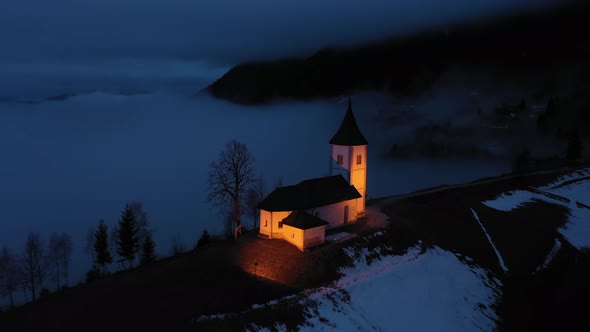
542, 179, 590, 205
482, 168, 590, 249
300, 246, 500, 331
482, 190, 535, 211
471, 208, 509, 273
541, 169, 590, 190
197, 243, 501, 331
537, 238, 562, 272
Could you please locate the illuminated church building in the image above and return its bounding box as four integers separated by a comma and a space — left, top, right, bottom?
258, 99, 368, 251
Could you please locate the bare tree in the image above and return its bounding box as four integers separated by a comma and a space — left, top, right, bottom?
48, 233, 62, 291
85, 226, 96, 263
48, 232, 73, 290
19, 268, 29, 303
170, 235, 187, 256
275, 176, 284, 189
244, 175, 265, 228
109, 225, 119, 264
22, 232, 48, 302
0, 246, 20, 308
58, 233, 73, 287
206, 140, 255, 239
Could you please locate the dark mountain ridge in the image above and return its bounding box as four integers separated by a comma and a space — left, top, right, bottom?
207, 1, 590, 105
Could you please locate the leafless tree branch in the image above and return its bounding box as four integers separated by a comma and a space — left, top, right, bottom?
206, 140, 256, 238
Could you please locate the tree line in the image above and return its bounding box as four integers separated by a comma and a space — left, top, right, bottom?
0, 201, 158, 310
0, 232, 72, 308
513, 98, 586, 173
2, 140, 268, 310
86, 202, 156, 282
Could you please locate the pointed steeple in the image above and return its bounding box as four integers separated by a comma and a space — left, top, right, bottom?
329, 97, 368, 146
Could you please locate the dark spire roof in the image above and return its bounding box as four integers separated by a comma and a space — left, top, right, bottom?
329, 97, 368, 146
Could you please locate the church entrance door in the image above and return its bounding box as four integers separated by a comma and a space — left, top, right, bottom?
344, 205, 349, 224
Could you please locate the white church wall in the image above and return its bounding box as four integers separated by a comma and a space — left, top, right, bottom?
259, 210, 291, 238
272, 211, 291, 238
259, 209, 272, 237
283, 224, 304, 251
303, 226, 326, 249
310, 199, 358, 229
330, 145, 351, 181
350, 145, 367, 214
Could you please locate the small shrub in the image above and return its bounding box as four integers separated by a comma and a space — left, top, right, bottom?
39, 288, 50, 298
196, 229, 212, 248
85, 265, 101, 283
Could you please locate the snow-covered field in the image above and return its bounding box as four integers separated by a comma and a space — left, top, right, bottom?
299, 246, 500, 332
482, 168, 590, 249
197, 243, 501, 331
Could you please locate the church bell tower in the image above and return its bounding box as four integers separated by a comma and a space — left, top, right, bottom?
329, 98, 368, 216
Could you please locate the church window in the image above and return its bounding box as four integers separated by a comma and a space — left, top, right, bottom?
278, 221, 283, 229
314, 211, 320, 218
337, 154, 343, 165
356, 154, 362, 165
264, 220, 267, 227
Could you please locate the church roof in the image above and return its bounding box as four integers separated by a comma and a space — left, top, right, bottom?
329, 98, 368, 146
257, 175, 362, 212
281, 210, 329, 230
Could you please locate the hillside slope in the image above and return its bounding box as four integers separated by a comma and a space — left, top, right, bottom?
194, 167, 590, 331
2, 167, 589, 331
381, 167, 590, 331
197, 244, 501, 331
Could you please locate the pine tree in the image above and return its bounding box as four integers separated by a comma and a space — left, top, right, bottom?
94, 220, 112, 276
196, 229, 211, 248
116, 205, 139, 269
140, 233, 156, 265
566, 129, 583, 163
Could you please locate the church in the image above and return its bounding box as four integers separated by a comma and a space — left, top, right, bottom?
258, 99, 368, 251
